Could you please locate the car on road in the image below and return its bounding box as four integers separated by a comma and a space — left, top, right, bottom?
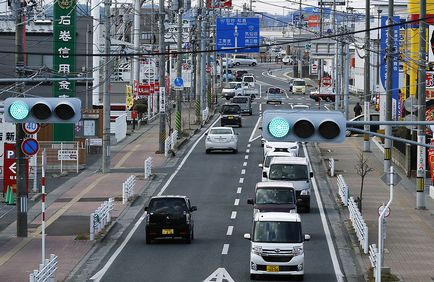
263, 141, 299, 158
205, 127, 238, 154
145, 195, 197, 244
247, 182, 297, 214
222, 82, 246, 100
244, 212, 310, 280
235, 69, 249, 81
346, 112, 380, 136
222, 57, 234, 68
282, 55, 293, 65
232, 55, 258, 66
232, 96, 252, 115
292, 79, 306, 94
220, 103, 242, 127
266, 87, 285, 104
260, 151, 297, 181
242, 74, 256, 87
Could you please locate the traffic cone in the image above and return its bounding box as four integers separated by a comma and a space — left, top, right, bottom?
7, 187, 15, 205
4, 187, 10, 203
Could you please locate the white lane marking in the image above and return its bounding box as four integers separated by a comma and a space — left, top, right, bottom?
324, 105, 331, 111
248, 115, 262, 143
241, 169, 246, 175
222, 244, 230, 255
239, 178, 244, 184
243, 162, 247, 167
234, 199, 240, 206
246, 149, 250, 153
303, 144, 344, 282
226, 226, 234, 236
231, 211, 237, 219
237, 187, 242, 194
250, 135, 261, 142
259, 103, 262, 111
372, 137, 385, 153
244, 155, 249, 160
91, 117, 222, 281
203, 268, 235, 282
247, 144, 251, 148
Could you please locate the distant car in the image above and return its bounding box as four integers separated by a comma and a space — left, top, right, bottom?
205, 127, 238, 153
235, 70, 249, 81
242, 74, 256, 87
291, 104, 310, 110
263, 141, 299, 158
232, 55, 257, 66
292, 79, 306, 94
145, 195, 197, 244
222, 82, 245, 100
222, 58, 234, 68
260, 151, 297, 181
282, 55, 293, 65
266, 87, 284, 104
346, 113, 380, 136
220, 103, 242, 127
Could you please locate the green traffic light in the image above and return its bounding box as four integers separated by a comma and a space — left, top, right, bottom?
9, 100, 29, 121
268, 117, 290, 138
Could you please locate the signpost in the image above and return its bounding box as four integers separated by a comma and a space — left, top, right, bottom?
216, 17, 260, 53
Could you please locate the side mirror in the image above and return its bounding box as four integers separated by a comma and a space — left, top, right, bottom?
258, 163, 263, 168
262, 171, 267, 178
191, 206, 197, 212
244, 233, 251, 240
310, 172, 313, 178
205, 132, 208, 136
247, 199, 254, 205
144, 207, 148, 211
304, 234, 311, 241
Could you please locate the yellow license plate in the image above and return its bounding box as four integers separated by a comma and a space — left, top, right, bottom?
228, 116, 234, 119
162, 229, 174, 235
266, 265, 279, 272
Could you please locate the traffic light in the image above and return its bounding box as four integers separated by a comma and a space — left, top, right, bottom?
4, 97, 81, 123
262, 109, 346, 143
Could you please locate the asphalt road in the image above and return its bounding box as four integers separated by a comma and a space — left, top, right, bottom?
86, 65, 354, 282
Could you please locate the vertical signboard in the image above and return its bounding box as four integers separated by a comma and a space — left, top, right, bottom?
53, 0, 77, 141
2, 144, 28, 195
216, 17, 260, 53
429, 25, 434, 63
0, 119, 16, 179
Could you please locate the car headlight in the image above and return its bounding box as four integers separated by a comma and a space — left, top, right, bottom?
294, 246, 303, 256
252, 246, 263, 255
265, 145, 272, 149
301, 189, 310, 196
290, 146, 298, 150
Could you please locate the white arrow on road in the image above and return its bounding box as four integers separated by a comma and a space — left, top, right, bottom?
9, 162, 16, 174
203, 268, 234, 282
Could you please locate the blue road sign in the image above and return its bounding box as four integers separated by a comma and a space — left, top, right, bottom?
216, 17, 260, 53
22, 138, 39, 156
174, 77, 184, 87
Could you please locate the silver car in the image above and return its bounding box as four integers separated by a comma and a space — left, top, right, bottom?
205, 127, 238, 154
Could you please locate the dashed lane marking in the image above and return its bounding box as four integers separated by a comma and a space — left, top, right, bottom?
239, 178, 244, 184
247, 144, 251, 148
241, 169, 246, 175
246, 149, 250, 153
222, 244, 230, 255
234, 199, 240, 206
226, 226, 234, 236
243, 162, 247, 167
244, 155, 249, 160
237, 187, 242, 194
231, 211, 237, 219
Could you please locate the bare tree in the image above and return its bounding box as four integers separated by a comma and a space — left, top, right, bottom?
354, 150, 374, 213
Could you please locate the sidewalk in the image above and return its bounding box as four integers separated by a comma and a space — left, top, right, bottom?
0, 104, 207, 281
317, 137, 434, 281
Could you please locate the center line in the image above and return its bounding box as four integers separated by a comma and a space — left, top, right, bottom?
222, 244, 230, 255
247, 144, 251, 148
243, 162, 247, 167
241, 169, 246, 175
226, 226, 234, 236
231, 211, 237, 219
246, 149, 250, 153
245, 155, 249, 160
237, 187, 242, 193
234, 199, 240, 206
239, 178, 244, 184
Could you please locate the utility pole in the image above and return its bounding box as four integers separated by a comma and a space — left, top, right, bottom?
195, 1, 203, 124
363, 0, 371, 152
158, 0, 166, 152
14, 0, 27, 237
200, 16, 207, 114
335, 30, 340, 111
102, 0, 111, 173
376, 9, 382, 104
133, 0, 140, 89
175, 8, 183, 134
416, 0, 427, 209
385, 0, 393, 172
298, 0, 302, 78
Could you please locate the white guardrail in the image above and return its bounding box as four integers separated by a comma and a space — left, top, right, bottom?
348, 196, 369, 254
337, 174, 349, 206
144, 157, 152, 179
369, 244, 378, 269
29, 254, 58, 282
122, 175, 136, 204
171, 130, 178, 150
202, 107, 209, 125
90, 198, 114, 240
328, 158, 335, 177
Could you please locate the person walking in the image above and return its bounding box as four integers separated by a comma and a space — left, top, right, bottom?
354, 102, 362, 116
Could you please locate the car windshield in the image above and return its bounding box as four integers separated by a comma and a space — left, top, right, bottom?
255, 188, 295, 205
294, 80, 305, 86
233, 97, 248, 103
222, 105, 241, 114
210, 128, 233, 135
268, 88, 281, 94
148, 198, 188, 214
243, 77, 254, 82
253, 221, 302, 243
269, 164, 308, 181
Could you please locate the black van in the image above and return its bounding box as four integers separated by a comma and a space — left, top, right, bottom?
220, 104, 242, 127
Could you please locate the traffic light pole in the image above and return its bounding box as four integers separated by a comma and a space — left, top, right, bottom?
102, 0, 111, 173
384, 0, 393, 172
363, 0, 371, 152
14, 0, 28, 237
175, 9, 183, 134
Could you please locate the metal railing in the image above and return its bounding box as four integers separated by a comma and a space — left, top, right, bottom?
164, 136, 171, 157
202, 107, 209, 125
170, 130, 178, 150
144, 157, 152, 179
90, 198, 114, 240
328, 158, 335, 177
369, 244, 378, 268
122, 175, 136, 204
29, 254, 58, 282
348, 196, 369, 254
337, 174, 349, 206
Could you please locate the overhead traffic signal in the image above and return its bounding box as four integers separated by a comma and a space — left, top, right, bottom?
4, 97, 81, 123
262, 109, 346, 143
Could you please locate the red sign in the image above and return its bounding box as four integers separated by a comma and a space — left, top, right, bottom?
322, 76, 332, 87
3, 144, 29, 194
429, 142, 434, 181
307, 15, 320, 28
133, 80, 139, 97
138, 84, 151, 96
207, 0, 232, 8
426, 72, 434, 87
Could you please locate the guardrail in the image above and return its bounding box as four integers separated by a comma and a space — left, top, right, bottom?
164, 136, 171, 157
170, 130, 178, 150
202, 107, 209, 125
337, 174, 349, 206
122, 175, 136, 204
29, 254, 58, 282
369, 244, 378, 269
328, 158, 335, 177
90, 198, 114, 240
348, 196, 369, 254
144, 157, 152, 179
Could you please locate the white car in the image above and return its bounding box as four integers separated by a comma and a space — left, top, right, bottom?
222, 58, 234, 68
282, 55, 293, 65
232, 55, 258, 66
222, 82, 246, 100
205, 127, 238, 154
263, 141, 299, 158
260, 151, 297, 181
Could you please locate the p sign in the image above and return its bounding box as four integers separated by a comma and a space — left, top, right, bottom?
23, 122, 40, 135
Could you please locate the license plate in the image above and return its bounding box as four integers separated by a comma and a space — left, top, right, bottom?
228, 116, 234, 119
162, 229, 174, 235
266, 265, 279, 272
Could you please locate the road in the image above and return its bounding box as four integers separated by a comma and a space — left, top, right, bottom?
86, 65, 358, 282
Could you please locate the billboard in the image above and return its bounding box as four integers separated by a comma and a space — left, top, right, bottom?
216, 17, 260, 53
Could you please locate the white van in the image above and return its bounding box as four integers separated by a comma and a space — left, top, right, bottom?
244, 212, 310, 280
265, 157, 313, 212
242, 74, 256, 87
260, 151, 296, 182
292, 79, 306, 94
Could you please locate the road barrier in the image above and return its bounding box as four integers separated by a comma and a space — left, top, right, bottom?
337, 174, 349, 206
144, 157, 152, 179
122, 175, 136, 204
202, 107, 209, 125
90, 198, 114, 240
328, 158, 335, 177
369, 244, 378, 269
164, 136, 171, 157
348, 196, 369, 254
170, 130, 178, 150
29, 254, 58, 282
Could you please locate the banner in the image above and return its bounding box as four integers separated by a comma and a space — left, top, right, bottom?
428, 141, 434, 182
429, 25, 434, 62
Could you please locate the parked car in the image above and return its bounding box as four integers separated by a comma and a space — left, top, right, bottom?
247, 182, 297, 214
145, 195, 197, 244
220, 103, 242, 127
266, 87, 285, 104
232, 55, 258, 66
235, 70, 249, 81
346, 113, 380, 136
205, 127, 238, 153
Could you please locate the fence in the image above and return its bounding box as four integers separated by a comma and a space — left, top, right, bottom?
337, 174, 349, 206
328, 158, 335, 177
29, 254, 58, 282
110, 113, 127, 144
170, 130, 178, 150
90, 198, 114, 240
369, 244, 378, 269
164, 136, 171, 157
202, 107, 209, 125
348, 196, 369, 254
144, 157, 152, 179
122, 175, 136, 204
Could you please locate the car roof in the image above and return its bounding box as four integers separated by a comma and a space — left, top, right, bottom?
254, 212, 301, 222
294, 78, 305, 82
210, 126, 233, 130
256, 181, 295, 189
270, 156, 308, 165
265, 141, 298, 147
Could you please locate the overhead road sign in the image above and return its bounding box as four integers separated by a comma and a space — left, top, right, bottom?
216, 17, 260, 54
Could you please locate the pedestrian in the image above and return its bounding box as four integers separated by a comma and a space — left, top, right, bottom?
354, 102, 362, 116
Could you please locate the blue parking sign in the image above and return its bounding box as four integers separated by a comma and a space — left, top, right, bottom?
216, 17, 260, 54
